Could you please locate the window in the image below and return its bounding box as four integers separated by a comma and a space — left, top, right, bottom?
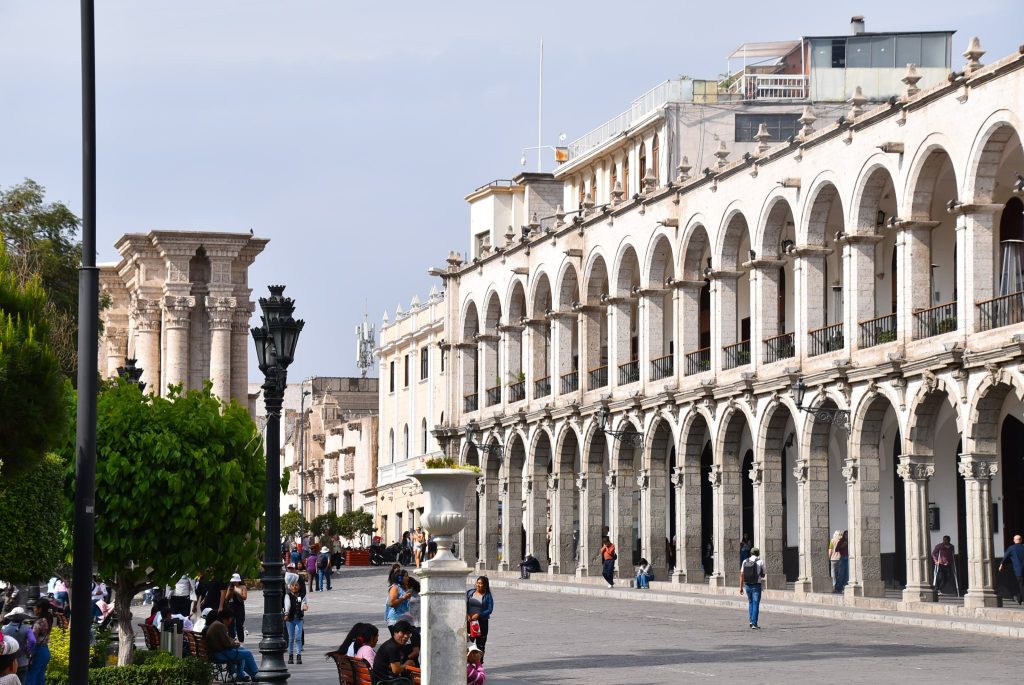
577, 178, 585, 208
651, 134, 660, 185
590, 172, 597, 203
610, 161, 618, 195
474, 231, 489, 257
422, 418, 428, 453
622, 157, 629, 195
389, 429, 395, 462
389, 361, 395, 392
440, 347, 446, 373
638, 142, 647, 183
420, 347, 429, 379
735, 113, 801, 144
403, 424, 410, 459
404, 353, 410, 387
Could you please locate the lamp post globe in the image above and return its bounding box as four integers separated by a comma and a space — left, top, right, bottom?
792, 378, 807, 409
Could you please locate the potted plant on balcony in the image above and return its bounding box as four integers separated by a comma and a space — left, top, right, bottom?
937, 317, 957, 334
875, 329, 897, 344
410, 457, 481, 564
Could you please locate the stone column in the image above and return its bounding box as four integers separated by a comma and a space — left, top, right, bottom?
898, 454, 937, 602
903, 225, 935, 319
479, 335, 499, 405
576, 472, 603, 577
843, 456, 884, 597
475, 476, 500, 571
607, 470, 633, 579
524, 475, 547, 562
709, 463, 741, 587
710, 273, 739, 372
131, 302, 162, 394
162, 296, 195, 391
679, 283, 702, 367
549, 473, 574, 574
845, 236, 885, 349
638, 468, 667, 575
671, 465, 703, 583
959, 453, 1001, 608
794, 456, 831, 593
553, 314, 575, 391
498, 474, 522, 571
958, 208, 1000, 332
231, 309, 251, 406
750, 264, 781, 366
800, 252, 828, 336
749, 460, 779, 589
104, 327, 127, 379
609, 301, 631, 385
207, 297, 236, 402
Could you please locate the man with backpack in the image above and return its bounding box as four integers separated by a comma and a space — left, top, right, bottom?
739, 547, 766, 629
2, 607, 35, 681
317, 546, 333, 591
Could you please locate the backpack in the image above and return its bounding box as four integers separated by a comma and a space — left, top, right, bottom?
2, 622, 30, 666
317, 554, 329, 571
742, 558, 761, 585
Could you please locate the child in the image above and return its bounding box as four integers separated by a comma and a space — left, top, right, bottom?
635, 558, 653, 589
467, 644, 486, 685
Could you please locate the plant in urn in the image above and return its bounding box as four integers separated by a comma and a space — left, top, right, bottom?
411, 457, 480, 565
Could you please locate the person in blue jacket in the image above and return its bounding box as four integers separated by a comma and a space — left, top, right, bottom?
465, 576, 494, 660
999, 534, 1024, 605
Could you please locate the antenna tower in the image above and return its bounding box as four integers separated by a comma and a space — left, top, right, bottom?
355, 313, 376, 378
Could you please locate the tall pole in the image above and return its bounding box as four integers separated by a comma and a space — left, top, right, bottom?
537, 38, 543, 173
70, 0, 99, 682
257, 367, 289, 682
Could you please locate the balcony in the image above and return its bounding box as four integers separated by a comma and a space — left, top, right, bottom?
534, 376, 551, 399
463, 393, 478, 413
618, 360, 639, 385
913, 301, 958, 340
859, 313, 897, 349
685, 348, 711, 376
485, 385, 501, 407
763, 332, 795, 364
588, 365, 608, 390
650, 354, 673, 380
808, 323, 844, 357
508, 380, 526, 403
977, 291, 1024, 332
560, 370, 579, 394
722, 340, 751, 370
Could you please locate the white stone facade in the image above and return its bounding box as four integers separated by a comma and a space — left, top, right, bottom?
375, 289, 447, 545
99, 230, 266, 403
435, 41, 1024, 610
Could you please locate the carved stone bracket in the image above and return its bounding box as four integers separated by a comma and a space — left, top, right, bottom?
546, 473, 559, 492
476, 477, 486, 495
707, 464, 722, 489
575, 473, 587, 492
523, 477, 533, 495
670, 466, 685, 488
792, 460, 809, 484
748, 461, 763, 486
605, 470, 618, 490
841, 458, 858, 485
635, 469, 649, 490
499, 477, 509, 495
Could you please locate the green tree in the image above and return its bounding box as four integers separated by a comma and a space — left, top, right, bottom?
309, 512, 341, 538
281, 509, 306, 541
0, 453, 67, 583
0, 242, 68, 481
61, 380, 266, 664
338, 508, 375, 546
0, 179, 82, 378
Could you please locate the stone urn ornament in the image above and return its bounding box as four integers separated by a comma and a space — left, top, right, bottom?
411, 461, 479, 565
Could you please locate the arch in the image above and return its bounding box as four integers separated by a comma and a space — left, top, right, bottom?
529, 271, 553, 317
801, 177, 844, 247
506, 279, 527, 321
851, 160, 900, 235
904, 137, 960, 219
964, 113, 1024, 204
905, 378, 962, 455
680, 218, 712, 279
421, 417, 428, 454
612, 243, 642, 295
556, 262, 581, 308
755, 398, 799, 580
756, 194, 796, 257
583, 252, 610, 303
461, 299, 480, 339
403, 423, 410, 459
388, 428, 395, 463
967, 372, 1024, 453
483, 290, 502, 331
645, 232, 676, 287
715, 208, 752, 270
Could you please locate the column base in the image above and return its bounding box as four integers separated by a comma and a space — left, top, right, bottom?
671, 569, 701, 584
963, 588, 1002, 609
793, 579, 813, 594
708, 573, 727, 588
762, 575, 786, 591
844, 580, 885, 598
902, 584, 937, 603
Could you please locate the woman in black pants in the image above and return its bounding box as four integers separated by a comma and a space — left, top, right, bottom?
465, 576, 494, 659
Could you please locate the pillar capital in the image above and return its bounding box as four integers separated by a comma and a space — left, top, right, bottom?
546, 473, 559, 492
475, 476, 486, 495
841, 458, 859, 484
635, 468, 649, 490
523, 476, 534, 495
163, 295, 195, 329
958, 453, 999, 481
575, 473, 587, 492
707, 463, 723, 489
670, 465, 686, 487
748, 461, 763, 486
792, 459, 809, 484
604, 470, 618, 490
897, 454, 934, 482
499, 477, 509, 495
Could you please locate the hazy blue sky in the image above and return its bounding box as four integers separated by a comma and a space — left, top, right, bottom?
1, 1, 1018, 381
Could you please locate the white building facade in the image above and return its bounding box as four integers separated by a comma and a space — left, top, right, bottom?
435, 37, 1024, 611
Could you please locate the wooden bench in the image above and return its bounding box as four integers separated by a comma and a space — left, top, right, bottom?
326, 652, 416, 685
137, 622, 159, 651
184, 630, 235, 683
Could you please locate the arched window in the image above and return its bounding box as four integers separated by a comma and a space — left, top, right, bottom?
577, 177, 585, 208
403, 424, 410, 459
590, 172, 597, 203
651, 134, 660, 185
638, 142, 647, 183
622, 156, 630, 195
389, 429, 395, 463
610, 160, 618, 196
421, 418, 428, 453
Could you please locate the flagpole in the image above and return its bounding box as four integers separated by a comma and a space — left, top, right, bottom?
537, 38, 543, 173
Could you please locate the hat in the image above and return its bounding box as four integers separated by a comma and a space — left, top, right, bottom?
229, 573, 243, 583
3, 607, 30, 622
392, 619, 415, 634
749, 547, 760, 557
320, 546, 329, 554
0, 635, 18, 657
201, 608, 213, 618
467, 643, 482, 654
286, 563, 296, 570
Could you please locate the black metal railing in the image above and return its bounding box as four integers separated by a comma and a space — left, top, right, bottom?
588, 365, 608, 390
618, 360, 640, 385
722, 340, 751, 370
534, 376, 551, 398
463, 393, 478, 412
685, 348, 711, 376
808, 322, 844, 357
762, 332, 795, 364
560, 370, 579, 394
977, 291, 1024, 332
650, 354, 673, 380
913, 301, 957, 340
859, 312, 897, 348
485, 385, 501, 407
508, 380, 525, 403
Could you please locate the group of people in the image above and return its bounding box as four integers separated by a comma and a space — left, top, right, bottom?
0, 599, 54, 685
399, 528, 435, 568
289, 543, 335, 592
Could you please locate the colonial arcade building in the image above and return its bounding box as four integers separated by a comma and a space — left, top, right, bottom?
433, 38, 1024, 610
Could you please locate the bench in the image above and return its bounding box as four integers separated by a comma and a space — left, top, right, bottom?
137, 622, 159, 651
184, 630, 236, 683
326, 652, 416, 685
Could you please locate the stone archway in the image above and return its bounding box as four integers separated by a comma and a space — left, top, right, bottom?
641, 416, 673, 576
499, 433, 527, 571
609, 414, 642, 575
476, 441, 501, 571
578, 426, 610, 577
755, 401, 796, 587
549, 428, 580, 574
526, 430, 553, 566
674, 410, 712, 582
713, 406, 753, 586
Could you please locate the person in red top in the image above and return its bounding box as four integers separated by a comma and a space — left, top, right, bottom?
600, 537, 617, 588
931, 535, 956, 596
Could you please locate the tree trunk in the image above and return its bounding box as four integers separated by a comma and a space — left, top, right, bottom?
114, 579, 137, 666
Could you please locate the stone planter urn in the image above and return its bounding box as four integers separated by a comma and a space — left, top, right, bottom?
410, 468, 478, 564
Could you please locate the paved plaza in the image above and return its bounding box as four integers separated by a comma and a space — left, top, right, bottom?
240, 567, 1020, 684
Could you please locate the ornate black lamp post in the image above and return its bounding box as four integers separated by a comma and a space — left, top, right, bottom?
465, 421, 503, 456
595, 405, 644, 447
791, 378, 850, 429
116, 358, 146, 392
251, 285, 304, 683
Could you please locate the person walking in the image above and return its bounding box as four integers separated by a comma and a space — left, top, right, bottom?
739, 546, 766, 629
466, 576, 493, 661
224, 574, 248, 643
999, 533, 1024, 605
169, 573, 196, 618
23, 599, 52, 685
283, 573, 307, 665
317, 546, 333, 591
305, 552, 319, 591
932, 535, 956, 596
835, 531, 849, 593
828, 530, 842, 592
600, 537, 617, 588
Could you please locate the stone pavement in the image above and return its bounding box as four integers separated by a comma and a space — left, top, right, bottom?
237, 566, 1022, 684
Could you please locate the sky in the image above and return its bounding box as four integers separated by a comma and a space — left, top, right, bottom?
1, 1, 1019, 382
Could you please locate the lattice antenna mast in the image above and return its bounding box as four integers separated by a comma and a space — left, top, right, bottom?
355, 312, 376, 378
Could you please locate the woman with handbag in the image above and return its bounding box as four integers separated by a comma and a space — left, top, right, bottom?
600, 537, 617, 588
465, 576, 493, 661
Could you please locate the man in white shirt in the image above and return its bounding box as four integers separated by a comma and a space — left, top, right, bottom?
169, 574, 197, 618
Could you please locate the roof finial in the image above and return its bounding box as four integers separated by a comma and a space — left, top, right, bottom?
754, 123, 772, 154
963, 36, 985, 75
676, 157, 692, 183
798, 105, 817, 139
714, 140, 730, 169
901, 63, 922, 100
848, 86, 867, 120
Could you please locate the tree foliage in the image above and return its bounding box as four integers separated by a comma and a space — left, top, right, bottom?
280, 509, 306, 541
0, 242, 68, 481
309, 512, 341, 537
338, 508, 375, 544
0, 179, 82, 378
0, 453, 67, 583
60, 380, 266, 663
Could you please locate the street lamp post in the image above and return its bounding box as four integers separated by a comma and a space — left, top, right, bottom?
595, 406, 644, 447
791, 378, 850, 429
251, 285, 304, 683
